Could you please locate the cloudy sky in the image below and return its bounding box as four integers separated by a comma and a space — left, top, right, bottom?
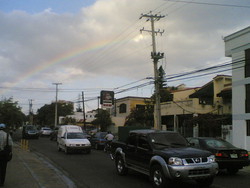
0, 0, 250, 114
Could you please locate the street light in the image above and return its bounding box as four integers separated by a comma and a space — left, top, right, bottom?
53, 83, 62, 128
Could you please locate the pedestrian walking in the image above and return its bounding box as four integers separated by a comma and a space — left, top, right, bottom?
0, 124, 13, 186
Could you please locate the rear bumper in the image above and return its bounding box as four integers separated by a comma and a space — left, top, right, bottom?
216, 159, 249, 169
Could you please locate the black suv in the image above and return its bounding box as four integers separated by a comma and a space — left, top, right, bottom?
22, 125, 39, 139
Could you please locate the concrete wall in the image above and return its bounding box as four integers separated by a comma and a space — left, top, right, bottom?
224, 26, 250, 150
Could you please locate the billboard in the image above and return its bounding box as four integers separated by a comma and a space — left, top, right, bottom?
100, 90, 114, 107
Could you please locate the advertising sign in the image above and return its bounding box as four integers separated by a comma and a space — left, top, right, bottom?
100, 90, 114, 108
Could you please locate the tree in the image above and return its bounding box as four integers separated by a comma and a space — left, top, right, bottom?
0, 97, 25, 128
151, 66, 173, 103
36, 102, 74, 126
91, 109, 112, 132
124, 101, 154, 127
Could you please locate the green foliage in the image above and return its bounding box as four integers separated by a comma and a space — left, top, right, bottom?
151, 66, 173, 103
158, 66, 167, 88
36, 102, 74, 126
91, 109, 112, 132
124, 101, 154, 127
0, 97, 25, 128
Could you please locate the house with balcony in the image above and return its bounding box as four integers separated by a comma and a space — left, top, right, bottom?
161, 75, 232, 139
224, 26, 250, 151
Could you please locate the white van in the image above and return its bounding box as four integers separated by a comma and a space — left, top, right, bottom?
57, 125, 91, 154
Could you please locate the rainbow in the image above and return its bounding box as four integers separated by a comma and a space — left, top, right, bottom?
1, 38, 115, 95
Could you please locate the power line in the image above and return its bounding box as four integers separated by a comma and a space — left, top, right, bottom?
165, 0, 250, 9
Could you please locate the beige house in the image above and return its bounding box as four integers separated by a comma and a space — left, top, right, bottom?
161, 75, 232, 138
111, 96, 151, 127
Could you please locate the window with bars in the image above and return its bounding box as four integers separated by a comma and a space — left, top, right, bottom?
119, 103, 127, 113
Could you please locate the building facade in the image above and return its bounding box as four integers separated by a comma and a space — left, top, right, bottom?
224, 26, 250, 150
111, 96, 151, 127
161, 75, 232, 139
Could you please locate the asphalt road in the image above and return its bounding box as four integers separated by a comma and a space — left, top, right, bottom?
25, 137, 250, 188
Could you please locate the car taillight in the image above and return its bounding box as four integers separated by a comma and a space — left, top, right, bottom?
215, 152, 228, 157
98, 140, 106, 143
239, 152, 248, 157
215, 153, 222, 157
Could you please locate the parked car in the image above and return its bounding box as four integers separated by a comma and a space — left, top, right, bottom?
57, 125, 91, 154
187, 137, 249, 174
22, 125, 39, 139
40, 127, 53, 136
89, 132, 108, 150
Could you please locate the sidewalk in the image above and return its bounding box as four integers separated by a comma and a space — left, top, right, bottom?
4, 143, 77, 188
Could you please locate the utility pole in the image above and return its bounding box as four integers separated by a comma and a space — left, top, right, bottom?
140, 12, 165, 130
53, 83, 62, 128
82, 91, 86, 130
28, 99, 33, 125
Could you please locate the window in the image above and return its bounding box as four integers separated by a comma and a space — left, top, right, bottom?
119, 103, 127, 113
188, 138, 200, 148
138, 136, 149, 150
136, 104, 145, 112
247, 120, 250, 136
127, 134, 137, 146
199, 97, 213, 105
245, 49, 250, 78
246, 84, 250, 113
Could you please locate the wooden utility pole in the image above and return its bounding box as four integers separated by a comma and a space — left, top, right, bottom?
140, 13, 165, 130
28, 99, 33, 125
53, 83, 62, 128
82, 91, 86, 130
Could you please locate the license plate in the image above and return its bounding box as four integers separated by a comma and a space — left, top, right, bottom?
230, 154, 238, 158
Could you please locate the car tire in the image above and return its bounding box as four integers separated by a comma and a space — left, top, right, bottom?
227, 168, 239, 175
65, 146, 69, 154
57, 143, 61, 152
115, 155, 128, 176
150, 165, 170, 188
196, 177, 214, 187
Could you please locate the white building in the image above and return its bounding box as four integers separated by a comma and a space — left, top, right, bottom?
59, 110, 97, 125
224, 26, 250, 150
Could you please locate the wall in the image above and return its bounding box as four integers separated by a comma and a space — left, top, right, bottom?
224, 26, 250, 150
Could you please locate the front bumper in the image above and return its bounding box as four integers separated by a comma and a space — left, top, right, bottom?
166, 162, 218, 180
67, 145, 91, 151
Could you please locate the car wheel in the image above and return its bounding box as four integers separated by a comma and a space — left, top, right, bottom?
196, 177, 214, 187
115, 155, 128, 175
65, 146, 69, 154
57, 143, 61, 152
150, 165, 170, 188
227, 168, 239, 175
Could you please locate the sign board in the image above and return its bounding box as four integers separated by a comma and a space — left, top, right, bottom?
100, 90, 114, 108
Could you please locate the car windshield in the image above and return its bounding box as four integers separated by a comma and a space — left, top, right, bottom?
203, 139, 235, 148
26, 126, 37, 131
66, 132, 85, 139
42, 128, 51, 130
149, 132, 188, 149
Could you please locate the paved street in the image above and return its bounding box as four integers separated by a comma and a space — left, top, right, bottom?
24, 137, 250, 188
